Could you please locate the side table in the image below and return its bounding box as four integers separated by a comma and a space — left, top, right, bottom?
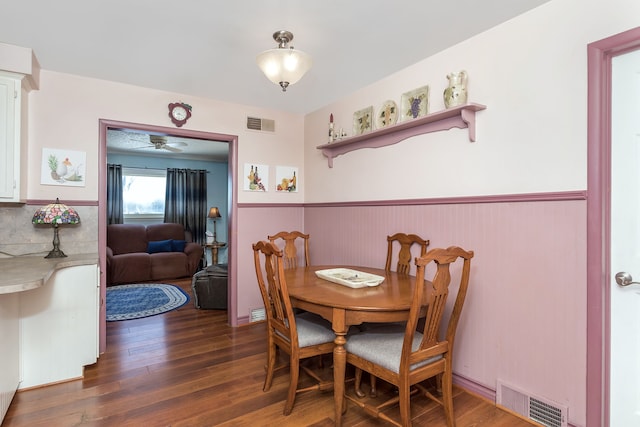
204, 242, 226, 265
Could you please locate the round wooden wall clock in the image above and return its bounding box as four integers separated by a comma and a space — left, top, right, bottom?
168, 102, 192, 127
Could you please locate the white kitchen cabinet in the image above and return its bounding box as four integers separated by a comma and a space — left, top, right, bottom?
0, 293, 19, 421
0, 255, 98, 424
0, 72, 22, 201
19, 263, 100, 389
0, 42, 39, 203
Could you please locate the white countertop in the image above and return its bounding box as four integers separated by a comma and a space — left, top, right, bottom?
0, 253, 99, 294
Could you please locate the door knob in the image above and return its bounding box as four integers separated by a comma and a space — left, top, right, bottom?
615, 271, 640, 287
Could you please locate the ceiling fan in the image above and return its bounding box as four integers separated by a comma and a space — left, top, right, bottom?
143, 135, 187, 153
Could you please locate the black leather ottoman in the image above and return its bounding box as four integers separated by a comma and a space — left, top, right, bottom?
191, 264, 227, 309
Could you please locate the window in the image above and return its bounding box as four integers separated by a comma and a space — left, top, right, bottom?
122, 168, 166, 220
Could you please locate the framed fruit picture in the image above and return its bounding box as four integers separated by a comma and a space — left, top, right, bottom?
244, 163, 268, 192
276, 166, 298, 192
40, 148, 86, 187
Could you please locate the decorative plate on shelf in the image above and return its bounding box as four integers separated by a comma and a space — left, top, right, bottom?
352, 106, 373, 136
375, 100, 398, 129
400, 85, 430, 121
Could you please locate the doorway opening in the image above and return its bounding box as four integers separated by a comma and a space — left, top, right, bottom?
98, 119, 239, 353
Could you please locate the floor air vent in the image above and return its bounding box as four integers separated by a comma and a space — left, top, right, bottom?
496, 380, 567, 427
250, 308, 266, 322
247, 116, 275, 132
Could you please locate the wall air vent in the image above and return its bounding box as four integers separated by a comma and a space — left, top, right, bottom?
247, 116, 275, 132
496, 380, 568, 427
250, 308, 266, 322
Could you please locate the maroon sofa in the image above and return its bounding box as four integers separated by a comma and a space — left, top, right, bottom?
106, 223, 203, 286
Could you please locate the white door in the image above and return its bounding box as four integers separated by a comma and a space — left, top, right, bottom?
610, 47, 640, 426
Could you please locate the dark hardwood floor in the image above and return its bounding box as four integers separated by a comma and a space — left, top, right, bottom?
3, 279, 535, 426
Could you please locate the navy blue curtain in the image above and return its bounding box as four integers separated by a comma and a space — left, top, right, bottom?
164, 168, 207, 244
106, 164, 123, 224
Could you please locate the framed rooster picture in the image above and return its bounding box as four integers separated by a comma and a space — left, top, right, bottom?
40, 148, 86, 187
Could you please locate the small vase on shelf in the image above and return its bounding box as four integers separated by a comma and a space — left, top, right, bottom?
443, 70, 468, 108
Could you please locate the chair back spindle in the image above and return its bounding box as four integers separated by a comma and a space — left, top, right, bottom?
385, 233, 429, 275
268, 231, 310, 270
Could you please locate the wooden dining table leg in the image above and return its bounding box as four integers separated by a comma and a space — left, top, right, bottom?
332, 309, 347, 427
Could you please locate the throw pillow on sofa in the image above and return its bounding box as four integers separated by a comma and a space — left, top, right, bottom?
148, 239, 173, 254
171, 239, 187, 252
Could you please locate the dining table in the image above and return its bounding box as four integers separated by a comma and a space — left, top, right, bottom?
285, 265, 416, 426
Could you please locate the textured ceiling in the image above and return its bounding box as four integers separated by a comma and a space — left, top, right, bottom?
106, 129, 229, 162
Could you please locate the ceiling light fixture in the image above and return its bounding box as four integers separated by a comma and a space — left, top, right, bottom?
256, 30, 312, 92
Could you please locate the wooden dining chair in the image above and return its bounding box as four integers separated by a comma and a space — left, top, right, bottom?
385, 232, 429, 275
268, 231, 310, 270
252, 240, 335, 416
344, 246, 474, 427
356, 232, 430, 397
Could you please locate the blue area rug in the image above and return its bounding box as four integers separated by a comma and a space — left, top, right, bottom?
106, 283, 190, 321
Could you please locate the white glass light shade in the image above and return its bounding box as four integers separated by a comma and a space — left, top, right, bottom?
256, 48, 312, 91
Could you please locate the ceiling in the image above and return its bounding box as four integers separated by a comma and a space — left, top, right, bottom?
106, 128, 229, 162
1, 0, 551, 116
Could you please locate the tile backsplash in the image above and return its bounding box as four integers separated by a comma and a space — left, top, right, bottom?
0, 205, 98, 258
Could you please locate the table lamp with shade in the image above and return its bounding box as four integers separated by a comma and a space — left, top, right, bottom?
208, 207, 221, 244
32, 198, 81, 258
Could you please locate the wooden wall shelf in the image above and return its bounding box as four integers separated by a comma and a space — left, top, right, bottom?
316, 102, 486, 167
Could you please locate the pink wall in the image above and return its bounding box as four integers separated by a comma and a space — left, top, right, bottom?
235, 204, 305, 323
236, 193, 586, 424
299, 194, 587, 425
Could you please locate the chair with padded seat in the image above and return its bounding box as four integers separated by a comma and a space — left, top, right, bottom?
268, 231, 310, 270
344, 246, 474, 427
356, 232, 430, 397
252, 240, 335, 415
